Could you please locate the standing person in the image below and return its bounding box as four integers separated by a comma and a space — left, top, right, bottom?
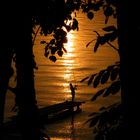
69, 83, 77, 102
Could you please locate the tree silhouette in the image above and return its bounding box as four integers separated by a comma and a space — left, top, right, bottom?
79, 0, 140, 139
0, 0, 139, 140
0, 1, 81, 140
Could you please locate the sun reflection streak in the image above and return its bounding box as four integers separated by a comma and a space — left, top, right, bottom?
66, 33, 74, 47
63, 69, 73, 80
62, 31, 76, 96
64, 32, 75, 57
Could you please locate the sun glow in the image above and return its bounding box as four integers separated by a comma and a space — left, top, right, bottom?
67, 33, 73, 46
64, 32, 74, 53
63, 31, 76, 62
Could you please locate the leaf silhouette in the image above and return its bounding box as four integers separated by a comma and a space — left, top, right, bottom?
109, 31, 118, 42
91, 89, 105, 101
103, 33, 113, 43
50, 39, 55, 44
57, 50, 63, 57
44, 51, 49, 57
99, 106, 106, 111
62, 36, 68, 43
51, 47, 57, 54
93, 75, 101, 88
110, 67, 120, 81
88, 74, 96, 85
104, 6, 114, 17
87, 12, 94, 20
45, 42, 51, 51
103, 81, 121, 97
103, 87, 111, 97
110, 81, 121, 95
107, 65, 115, 70
98, 36, 109, 45
40, 40, 46, 44
93, 3, 100, 11
94, 40, 100, 52
101, 70, 110, 84
89, 112, 99, 117
49, 56, 57, 62
72, 18, 79, 31
102, 26, 116, 32
105, 16, 109, 24
93, 70, 105, 88
80, 76, 89, 83
89, 115, 100, 127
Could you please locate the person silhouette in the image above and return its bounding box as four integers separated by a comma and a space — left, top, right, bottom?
69, 83, 77, 102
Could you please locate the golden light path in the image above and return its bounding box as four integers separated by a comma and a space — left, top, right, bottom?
62, 31, 77, 97
50, 29, 83, 136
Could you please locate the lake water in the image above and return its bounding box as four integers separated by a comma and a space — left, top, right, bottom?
5, 10, 120, 140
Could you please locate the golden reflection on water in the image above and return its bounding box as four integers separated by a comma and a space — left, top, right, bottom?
66, 33, 74, 47
62, 31, 77, 98
63, 31, 75, 80
64, 69, 73, 80
64, 32, 75, 56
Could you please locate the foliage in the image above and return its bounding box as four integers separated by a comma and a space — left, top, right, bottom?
32, 0, 118, 62
86, 102, 123, 140
79, 0, 123, 140
86, 28, 118, 52
4, 1, 124, 140
9, 0, 82, 108
27, 1, 121, 139
81, 0, 117, 23
32, 0, 81, 62
33, 0, 118, 62
4, 1, 82, 140
80, 62, 120, 101
81, 62, 121, 140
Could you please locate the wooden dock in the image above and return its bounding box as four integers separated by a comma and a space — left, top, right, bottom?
39, 100, 85, 122
5, 100, 85, 126
3, 101, 85, 140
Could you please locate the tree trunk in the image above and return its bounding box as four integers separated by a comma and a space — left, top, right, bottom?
15, 16, 40, 140
0, 47, 13, 139
117, 1, 140, 139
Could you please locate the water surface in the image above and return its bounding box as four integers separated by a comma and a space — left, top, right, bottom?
5, 10, 120, 140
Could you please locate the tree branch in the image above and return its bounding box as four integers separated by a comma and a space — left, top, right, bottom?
32, 26, 41, 47
107, 41, 119, 53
